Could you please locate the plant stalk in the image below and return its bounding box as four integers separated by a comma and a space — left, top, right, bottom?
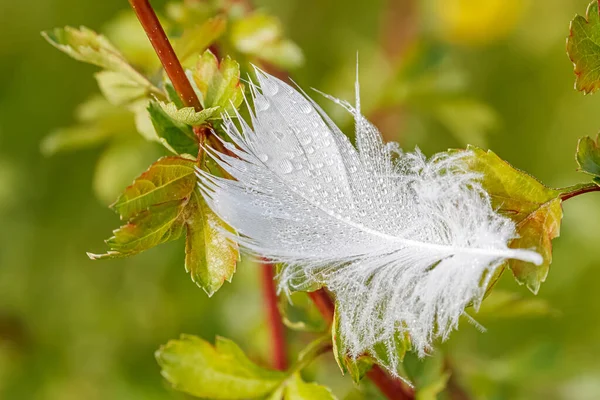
261, 261, 288, 370
128, 0, 202, 111
559, 182, 600, 201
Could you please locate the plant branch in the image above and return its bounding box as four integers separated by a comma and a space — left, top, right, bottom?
559, 182, 600, 201
128, 0, 202, 111
261, 261, 288, 370
367, 365, 414, 400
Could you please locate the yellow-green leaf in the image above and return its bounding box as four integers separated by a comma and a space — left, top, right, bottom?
184, 191, 239, 296
192, 50, 244, 113
567, 1, 600, 94
159, 101, 219, 125
88, 199, 187, 260
461, 147, 562, 293
155, 335, 286, 399
508, 198, 562, 294
111, 156, 197, 220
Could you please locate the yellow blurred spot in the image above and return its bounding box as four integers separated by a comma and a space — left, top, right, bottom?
434, 0, 526, 45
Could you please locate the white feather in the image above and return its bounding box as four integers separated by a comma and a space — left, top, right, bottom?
197, 69, 542, 375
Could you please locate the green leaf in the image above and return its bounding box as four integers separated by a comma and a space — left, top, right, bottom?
88, 199, 187, 260
147, 101, 199, 156
111, 156, 197, 220
278, 291, 328, 332
42, 26, 159, 101
331, 306, 409, 383
159, 101, 219, 125
461, 147, 562, 293
192, 50, 244, 113
156, 335, 286, 399
92, 156, 237, 295
567, 1, 600, 94
576, 135, 600, 177
283, 374, 337, 400
174, 15, 227, 64
184, 191, 239, 296
231, 12, 304, 69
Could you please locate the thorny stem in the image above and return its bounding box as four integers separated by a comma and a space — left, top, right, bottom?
559, 182, 600, 202
128, 0, 202, 111
129, 0, 290, 371
261, 261, 288, 370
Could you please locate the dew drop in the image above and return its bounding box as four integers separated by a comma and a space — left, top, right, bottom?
278, 159, 294, 174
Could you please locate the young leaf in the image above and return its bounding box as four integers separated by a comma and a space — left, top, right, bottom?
42, 26, 159, 101
155, 335, 286, 399
567, 1, 600, 94
184, 191, 239, 297
92, 156, 237, 295
192, 50, 244, 113
88, 199, 187, 260
147, 101, 199, 156
283, 374, 337, 400
111, 156, 197, 220
231, 12, 304, 69
159, 101, 219, 125
461, 147, 562, 293
576, 135, 600, 179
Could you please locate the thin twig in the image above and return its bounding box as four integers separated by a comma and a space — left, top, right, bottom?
261, 261, 288, 370
560, 182, 600, 201
129, 0, 202, 111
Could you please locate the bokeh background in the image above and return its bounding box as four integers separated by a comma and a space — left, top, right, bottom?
2, 0, 600, 398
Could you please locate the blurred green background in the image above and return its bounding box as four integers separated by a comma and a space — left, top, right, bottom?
2, 0, 600, 398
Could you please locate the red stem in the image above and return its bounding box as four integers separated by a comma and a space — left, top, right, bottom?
560, 183, 600, 202
367, 365, 414, 400
128, 0, 202, 111
308, 289, 335, 323
261, 261, 288, 370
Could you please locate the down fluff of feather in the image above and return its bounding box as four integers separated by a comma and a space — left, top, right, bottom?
197, 69, 542, 375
